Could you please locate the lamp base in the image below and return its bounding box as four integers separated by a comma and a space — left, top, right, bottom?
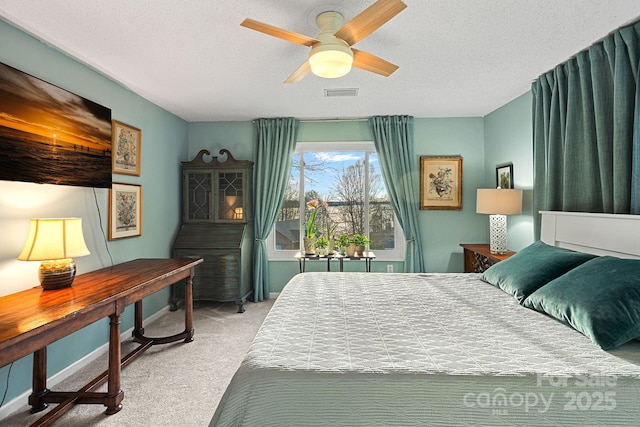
38, 258, 77, 290
488, 214, 508, 255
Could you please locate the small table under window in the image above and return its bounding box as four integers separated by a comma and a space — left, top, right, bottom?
295, 252, 376, 273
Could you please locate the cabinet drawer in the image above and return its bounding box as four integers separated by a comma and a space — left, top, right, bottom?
173, 276, 241, 301
193, 275, 240, 289
174, 249, 243, 302
197, 254, 239, 276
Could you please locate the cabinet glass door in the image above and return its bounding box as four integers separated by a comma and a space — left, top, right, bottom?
187, 172, 212, 220
218, 172, 244, 221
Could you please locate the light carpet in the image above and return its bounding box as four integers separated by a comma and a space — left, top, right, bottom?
3, 299, 274, 426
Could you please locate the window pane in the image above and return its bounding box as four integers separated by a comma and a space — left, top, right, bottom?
327, 152, 366, 238
272, 146, 396, 254
368, 153, 395, 251
274, 153, 300, 250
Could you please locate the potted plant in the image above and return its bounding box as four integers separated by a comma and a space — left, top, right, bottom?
324, 214, 338, 254
315, 235, 329, 256
352, 234, 371, 255
337, 234, 351, 255
303, 198, 327, 254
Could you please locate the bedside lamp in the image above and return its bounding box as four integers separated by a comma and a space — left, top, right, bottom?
476, 189, 522, 254
18, 218, 90, 290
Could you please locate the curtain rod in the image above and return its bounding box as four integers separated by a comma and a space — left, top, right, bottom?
299, 118, 368, 123
252, 118, 368, 124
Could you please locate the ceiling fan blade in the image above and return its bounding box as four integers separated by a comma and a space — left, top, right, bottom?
335, 0, 407, 46
241, 18, 318, 46
284, 61, 311, 84
351, 49, 399, 77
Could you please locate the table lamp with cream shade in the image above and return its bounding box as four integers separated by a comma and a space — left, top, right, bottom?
476, 188, 523, 254
17, 218, 90, 290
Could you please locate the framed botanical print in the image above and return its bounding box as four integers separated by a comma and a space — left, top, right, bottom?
496, 163, 514, 189
420, 156, 463, 210
111, 120, 141, 176
109, 182, 142, 240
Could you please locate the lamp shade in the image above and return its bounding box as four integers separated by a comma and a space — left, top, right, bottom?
18, 218, 90, 290
18, 218, 90, 261
476, 189, 523, 215
308, 42, 354, 78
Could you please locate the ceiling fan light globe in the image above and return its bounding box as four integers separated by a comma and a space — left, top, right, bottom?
308, 43, 354, 78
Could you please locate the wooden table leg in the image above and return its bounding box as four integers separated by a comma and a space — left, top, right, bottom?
134, 300, 144, 337
132, 270, 196, 344
28, 348, 49, 413
184, 275, 194, 342
105, 307, 124, 415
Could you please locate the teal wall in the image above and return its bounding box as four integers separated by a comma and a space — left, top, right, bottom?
188, 121, 254, 161
414, 118, 486, 272
483, 91, 535, 250
0, 21, 188, 405
186, 114, 535, 292
0, 18, 537, 412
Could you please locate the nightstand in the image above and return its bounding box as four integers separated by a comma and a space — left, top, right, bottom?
460, 244, 516, 273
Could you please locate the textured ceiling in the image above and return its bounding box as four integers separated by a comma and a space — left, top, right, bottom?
1, 1, 640, 122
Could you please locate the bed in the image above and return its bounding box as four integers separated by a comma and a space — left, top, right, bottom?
210, 211, 640, 426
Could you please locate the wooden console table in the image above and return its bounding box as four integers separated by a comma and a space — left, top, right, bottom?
0, 257, 203, 426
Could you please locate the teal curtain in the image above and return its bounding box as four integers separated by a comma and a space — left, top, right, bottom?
532, 21, 640, 237
252, 118, 298, 301
368, 115, 425, 272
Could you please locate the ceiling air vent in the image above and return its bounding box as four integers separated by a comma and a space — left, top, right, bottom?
324, 88, 358, 97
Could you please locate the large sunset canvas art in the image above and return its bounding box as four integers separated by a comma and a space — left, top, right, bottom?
0, 62, 112, 188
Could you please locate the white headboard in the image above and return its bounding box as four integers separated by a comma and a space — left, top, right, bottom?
540, 211, 640, 259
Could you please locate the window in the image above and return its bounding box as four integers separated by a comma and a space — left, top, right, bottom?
267, 141, 404, 261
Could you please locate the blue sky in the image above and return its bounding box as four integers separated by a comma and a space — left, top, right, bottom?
299, 151, 382, 200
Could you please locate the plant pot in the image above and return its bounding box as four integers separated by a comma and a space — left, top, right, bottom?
345, 243, 356, 257
303, 237, 316, 255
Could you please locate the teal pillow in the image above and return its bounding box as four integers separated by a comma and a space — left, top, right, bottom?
480, 241, 596, 303
523, 256, 640, 350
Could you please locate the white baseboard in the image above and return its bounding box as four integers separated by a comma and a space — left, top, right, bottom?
269, 292, 280, 299
0, 305, 171, 421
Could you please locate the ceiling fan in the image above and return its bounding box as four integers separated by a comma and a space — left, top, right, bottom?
240, 0, 407, 83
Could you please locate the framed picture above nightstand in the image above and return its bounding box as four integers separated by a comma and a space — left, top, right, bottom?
496, 163, 514, 189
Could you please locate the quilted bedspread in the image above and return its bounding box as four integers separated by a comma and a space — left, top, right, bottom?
210, 272, 640, 426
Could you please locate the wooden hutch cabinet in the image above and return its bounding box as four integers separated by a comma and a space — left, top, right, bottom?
172, 149, 253, 312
